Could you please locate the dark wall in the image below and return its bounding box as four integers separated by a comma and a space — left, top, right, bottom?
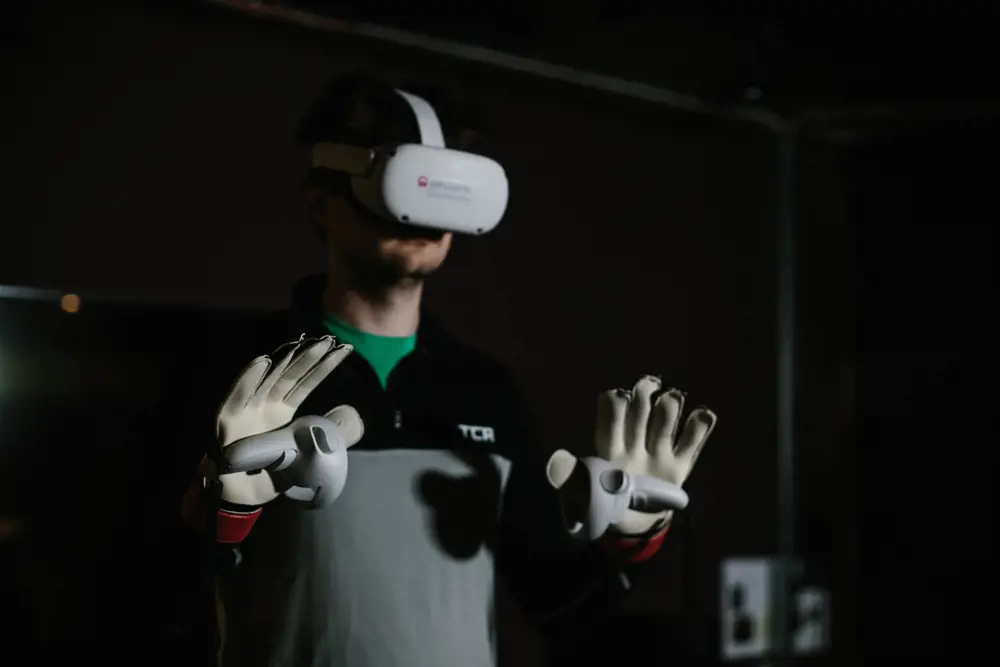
845, 127, 995, 658
4, 1, 853, 663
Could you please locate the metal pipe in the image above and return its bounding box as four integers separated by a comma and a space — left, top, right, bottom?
0, 286, 63, 302
797, 101, 1000, 124
202, 2, 1000, 132
773, 128, 798, 657
202, 0, 789, 131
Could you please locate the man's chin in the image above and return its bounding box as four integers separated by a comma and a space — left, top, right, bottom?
371, 260, 441, 288
341, 247, 443, 289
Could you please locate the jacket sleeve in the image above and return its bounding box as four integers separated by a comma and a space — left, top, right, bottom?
495, 377, 670, 652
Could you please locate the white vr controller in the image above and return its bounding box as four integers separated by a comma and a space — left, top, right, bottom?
311, 90, 509, 236
221, 415, 349, 509
561, 456, 689, 542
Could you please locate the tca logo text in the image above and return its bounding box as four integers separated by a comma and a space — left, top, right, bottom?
458, 424, 495, 443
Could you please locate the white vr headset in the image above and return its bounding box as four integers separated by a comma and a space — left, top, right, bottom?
311, 90, 509, 235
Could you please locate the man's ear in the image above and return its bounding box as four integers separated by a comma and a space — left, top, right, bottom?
303, 183, 328, 222
302, 179, 321, 205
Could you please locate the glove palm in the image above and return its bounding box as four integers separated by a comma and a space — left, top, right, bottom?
597, 375, 717, 534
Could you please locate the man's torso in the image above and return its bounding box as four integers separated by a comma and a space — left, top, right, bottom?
214, 302, 530, 667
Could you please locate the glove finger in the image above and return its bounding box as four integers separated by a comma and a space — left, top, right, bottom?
673, 407, 717, 479
219, 356, 271, 416
626, 375, 660, 454
324, 404, 365, 447
284, 342, 354, 407
595, 389, 628, 459
253, 335, 308, 405
649, 388, 686, 459
270, 336, 336, 403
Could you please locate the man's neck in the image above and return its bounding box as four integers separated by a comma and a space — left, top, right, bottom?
322, 276, 423, 338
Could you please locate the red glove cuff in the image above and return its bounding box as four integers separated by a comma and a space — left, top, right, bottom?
215, 507, 263, 544
180, 455, 262, 544
601, 524, 670, 563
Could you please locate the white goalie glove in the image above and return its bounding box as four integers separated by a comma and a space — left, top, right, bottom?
547, 375, 717, 539
209, 335, 365, 509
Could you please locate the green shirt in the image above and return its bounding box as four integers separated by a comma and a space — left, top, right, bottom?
321, 313, 417, 389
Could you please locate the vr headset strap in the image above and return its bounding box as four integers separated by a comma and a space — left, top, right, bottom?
395, 90, 446, 148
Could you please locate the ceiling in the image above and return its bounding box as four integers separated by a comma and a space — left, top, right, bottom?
14, 0, 994, 137
269, 0, 998, 110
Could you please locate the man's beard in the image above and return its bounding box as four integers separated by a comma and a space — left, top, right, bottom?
343, 202, 445, 294
337, 245, 440, 299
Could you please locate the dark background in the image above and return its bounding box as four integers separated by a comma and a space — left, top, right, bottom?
1, 0, 994, 663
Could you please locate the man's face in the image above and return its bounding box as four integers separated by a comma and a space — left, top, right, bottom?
312, 192, 453, 285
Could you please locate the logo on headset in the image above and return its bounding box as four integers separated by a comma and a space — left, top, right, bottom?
417, 175, 472, 202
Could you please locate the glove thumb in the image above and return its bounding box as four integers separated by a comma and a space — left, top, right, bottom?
324, 404, 364, 447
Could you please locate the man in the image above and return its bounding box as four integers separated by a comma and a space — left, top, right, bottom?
179, 71, 717, 667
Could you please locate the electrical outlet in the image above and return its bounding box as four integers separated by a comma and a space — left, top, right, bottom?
720, 557, 776, 660
793, 586, 830, 655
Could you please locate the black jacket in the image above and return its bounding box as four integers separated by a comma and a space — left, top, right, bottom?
163, 276, 648, 662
